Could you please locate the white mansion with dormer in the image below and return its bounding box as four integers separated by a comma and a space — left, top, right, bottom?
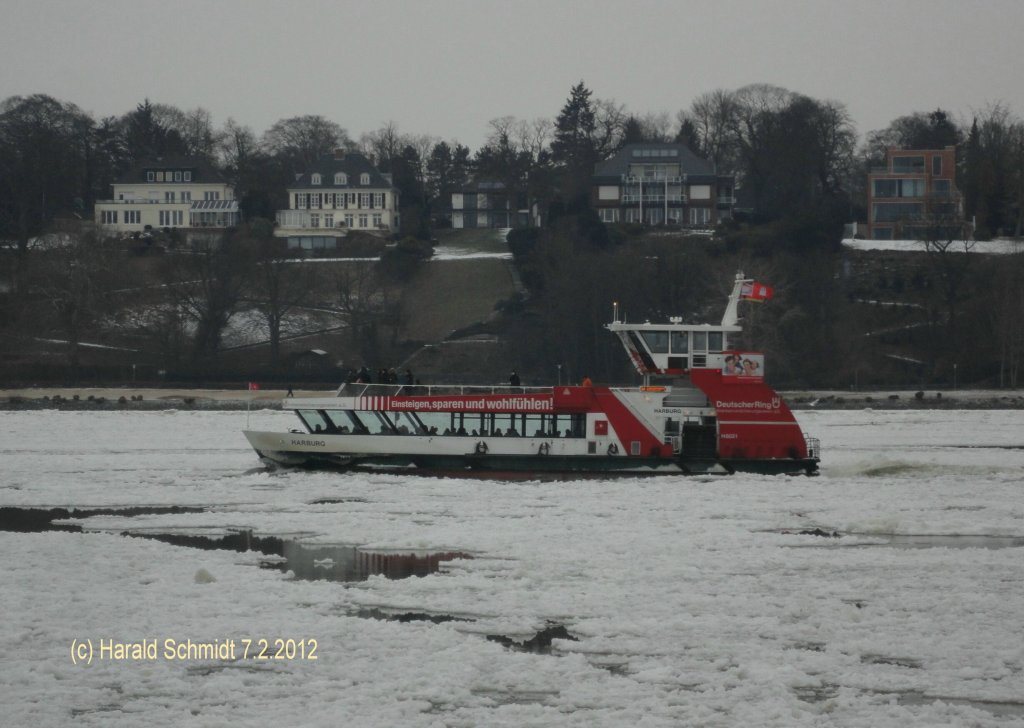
94, 158, 240, 234
275, 150, 400, 250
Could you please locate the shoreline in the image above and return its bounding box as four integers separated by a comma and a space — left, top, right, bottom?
1, 386, 1022, 411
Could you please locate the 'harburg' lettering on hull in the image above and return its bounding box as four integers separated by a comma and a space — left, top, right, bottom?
382, 396, 555, 413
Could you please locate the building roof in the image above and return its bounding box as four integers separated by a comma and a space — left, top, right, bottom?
593, 143, 722, 183
114, 157, 227, 185
289, 151, 394, 190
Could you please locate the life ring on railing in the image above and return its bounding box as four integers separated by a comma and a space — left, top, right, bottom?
475, 441, 489, 455
538, 442, 550, 456
607, 443, 619, 456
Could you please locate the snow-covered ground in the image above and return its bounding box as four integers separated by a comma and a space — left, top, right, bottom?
842, 237, 1024, 255
2, 408, 1024, 726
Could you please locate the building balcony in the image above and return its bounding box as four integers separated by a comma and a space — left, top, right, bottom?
620, 194, 686, 205
622, 174, 685, 184
275, 210, 348, 234
716, 195, 736, 206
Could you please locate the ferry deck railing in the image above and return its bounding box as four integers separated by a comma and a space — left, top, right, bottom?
334, 383, 551, 398
805, 436, 821, 460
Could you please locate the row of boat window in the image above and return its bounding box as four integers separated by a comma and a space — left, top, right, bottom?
639, 330, 725, 354
298, 410, 587, 438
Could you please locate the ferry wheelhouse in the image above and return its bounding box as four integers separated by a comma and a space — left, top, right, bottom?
244, 274, 820, 476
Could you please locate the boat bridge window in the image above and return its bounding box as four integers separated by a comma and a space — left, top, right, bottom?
692, 331, 707, 351
670, 332, 688, 353
640, 331, 669, 354
708, 331, 724, 352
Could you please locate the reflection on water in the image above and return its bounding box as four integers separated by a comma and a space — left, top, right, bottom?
262, 543, 471, 582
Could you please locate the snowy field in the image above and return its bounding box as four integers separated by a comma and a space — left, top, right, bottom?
842, 237, 1024, 255
2, 408, 1024, 726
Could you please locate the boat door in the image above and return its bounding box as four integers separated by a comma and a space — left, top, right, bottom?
664, 418, 682, 453
682, 419, 718, 458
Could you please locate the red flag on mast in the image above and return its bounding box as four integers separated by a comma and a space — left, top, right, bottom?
740, 281, 774, 302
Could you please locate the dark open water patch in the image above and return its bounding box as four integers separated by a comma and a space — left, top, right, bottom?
0, 505, 205, 533
773, 527, 1024, 549
486, 624, 579, 654
354, 607, 473, 624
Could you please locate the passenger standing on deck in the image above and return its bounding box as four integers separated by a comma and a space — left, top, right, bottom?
509, 371, 521, 386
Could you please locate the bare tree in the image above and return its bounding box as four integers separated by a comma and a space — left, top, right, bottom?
247, 222, 320, 365
161, 232, 254, 362
263, 115, 352, 171
332, 261, 401, 365
22, 222, 118, 378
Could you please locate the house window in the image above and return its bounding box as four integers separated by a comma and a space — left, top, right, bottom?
310, 214, 320, 228
311, 173, 322, 185
374, 193, 385, 208
296, 193, 307, 209
359, 214, 368, 228
147, 171, 155, 182
101, 210, 118, 224
891, 156, 925, 173
204, 191, 221, 201
174, 171, 182, 182
124, 210, 140, 224
181, 191, 191, 202
335, 172, 347, 185
932, 156, 942, 175
689, 207, 710, 225
156, 171, 165, 182
932, 179, 951, 198
324, 214, 333, 228
598, 208, 619, 223
359, 193, 370, 209
159, 210, 184, 226
348, 192, 357, 206
165, 191, 175, 202
184, 171, 192, 182
372, 213, 382, 228
310, 194, 321, 209
344, 214, 353, 228
360, 173, 370, 185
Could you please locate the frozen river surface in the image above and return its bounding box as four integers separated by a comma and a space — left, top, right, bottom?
2, 408, 1024, 726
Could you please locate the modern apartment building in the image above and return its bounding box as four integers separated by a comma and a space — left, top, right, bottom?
866, 146, 966, 240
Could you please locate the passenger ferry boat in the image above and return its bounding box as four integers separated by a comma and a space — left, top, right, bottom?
244, 273, 819, 476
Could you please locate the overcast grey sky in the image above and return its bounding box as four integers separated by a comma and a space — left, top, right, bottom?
1, 0, 1020, 150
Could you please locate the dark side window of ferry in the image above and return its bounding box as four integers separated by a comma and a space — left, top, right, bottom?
670, 332, 688, 353
692, 331, 707, 351
708, 331, 723, 352
297, 409, 330, 433
640, 331, 669, 353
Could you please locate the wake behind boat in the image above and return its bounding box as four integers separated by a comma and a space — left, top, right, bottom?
244, 273, 819, 476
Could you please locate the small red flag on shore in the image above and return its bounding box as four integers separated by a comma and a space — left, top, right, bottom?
248, 382, 260, 391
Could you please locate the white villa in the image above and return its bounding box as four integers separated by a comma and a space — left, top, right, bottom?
94, 158, 240, 235
276, 150, 400, 251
